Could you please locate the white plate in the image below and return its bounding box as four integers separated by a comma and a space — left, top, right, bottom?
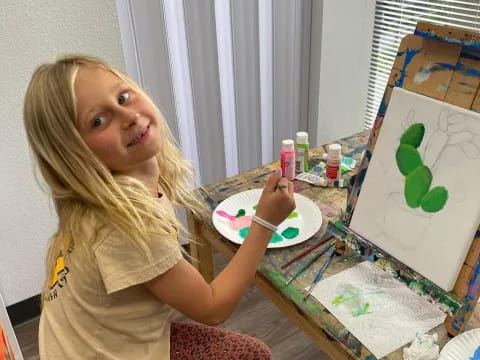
439, 328, 480, 360
212, 189, 322, 248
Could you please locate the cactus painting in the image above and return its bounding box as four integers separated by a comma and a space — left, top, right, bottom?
396, 123, 448, 212
349, 87, 480, 291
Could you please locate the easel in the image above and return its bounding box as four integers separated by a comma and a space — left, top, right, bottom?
329, 22, 480, 337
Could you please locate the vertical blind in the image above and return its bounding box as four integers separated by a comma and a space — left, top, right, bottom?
365, 0, 480, 128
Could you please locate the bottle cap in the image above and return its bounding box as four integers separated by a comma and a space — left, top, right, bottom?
295, 131, 308, 144
328, 143, 342, 157
282, 139, 294, 152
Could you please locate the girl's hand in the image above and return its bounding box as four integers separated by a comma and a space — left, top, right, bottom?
254, 171, 295, 227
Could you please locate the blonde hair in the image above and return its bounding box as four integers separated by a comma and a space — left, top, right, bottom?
23, 54, 205, 305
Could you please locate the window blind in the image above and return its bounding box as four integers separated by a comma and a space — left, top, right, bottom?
365, 0, 480, 129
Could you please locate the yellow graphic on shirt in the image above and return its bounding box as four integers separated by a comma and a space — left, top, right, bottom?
46, 254, 69, 301
50, 255, 65, 288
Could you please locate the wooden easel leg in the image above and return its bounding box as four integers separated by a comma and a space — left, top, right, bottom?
445, 236, 480, 335
187, 211, 215, 283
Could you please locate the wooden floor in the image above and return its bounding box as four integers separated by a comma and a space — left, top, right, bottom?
14, 252, 328, 360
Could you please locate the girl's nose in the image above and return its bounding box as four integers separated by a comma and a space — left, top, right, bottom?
122, 110, 139, 128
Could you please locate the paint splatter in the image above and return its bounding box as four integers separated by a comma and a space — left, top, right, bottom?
252, 204, 258, 210
332, 289, 380, 317
281, 227, 299, 239
287, 211, 298, 219
236, 209, 246, 217
216, 210, 235, 221
470, 346, 480, 360
239, 227, 283, 243
353, 303, 371, 317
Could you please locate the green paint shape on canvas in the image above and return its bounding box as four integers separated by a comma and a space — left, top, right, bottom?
281, 227, 299, 239
252, 204, 258, 210
421, 186, 448, 212
400, 123, 424, 148
270, 232, 283, 243
405, 165, 432, 208
396, 144, 423, 176
236, 209, 246, 218
287, 211, 298, 219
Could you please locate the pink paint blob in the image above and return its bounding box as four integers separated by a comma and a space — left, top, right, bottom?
216, 210, 236, 221
231, 216, 252, 230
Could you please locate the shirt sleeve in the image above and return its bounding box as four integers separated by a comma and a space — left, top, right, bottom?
95, 230, 183, 294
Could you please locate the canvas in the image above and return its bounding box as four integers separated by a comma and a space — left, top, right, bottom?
350, 87, 480, 291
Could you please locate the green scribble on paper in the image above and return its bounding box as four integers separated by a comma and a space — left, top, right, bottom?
287, 211, 298, 219
236, 209, 246, 217
353, 303, 371, 317
332, 289, 380, 317
281, 227, 299, 239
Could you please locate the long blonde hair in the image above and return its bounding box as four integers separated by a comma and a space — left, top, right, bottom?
23, 54, 205, 304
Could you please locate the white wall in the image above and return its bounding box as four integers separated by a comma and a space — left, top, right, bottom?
316, 0, 375, 145
0, 0, 125, 306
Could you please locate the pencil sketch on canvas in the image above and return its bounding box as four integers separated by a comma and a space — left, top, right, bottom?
350, 87, 480, 291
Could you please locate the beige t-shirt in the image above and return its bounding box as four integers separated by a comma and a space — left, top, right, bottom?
39, 196, 183, 360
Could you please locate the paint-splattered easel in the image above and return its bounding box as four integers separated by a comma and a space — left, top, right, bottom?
328, 22, 480, 337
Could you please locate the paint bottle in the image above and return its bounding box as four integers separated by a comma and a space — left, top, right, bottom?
280, 139, 295, 180
295, 131, 309, 173
325, 143, 342, 181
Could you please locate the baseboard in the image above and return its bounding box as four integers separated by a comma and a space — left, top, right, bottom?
7, 294, 41, 327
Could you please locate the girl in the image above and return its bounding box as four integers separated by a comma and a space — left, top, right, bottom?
23, 55, 295, 360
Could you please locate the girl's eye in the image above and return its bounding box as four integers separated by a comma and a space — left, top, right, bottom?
92, 115, 107, 128
118, 92, 129, 105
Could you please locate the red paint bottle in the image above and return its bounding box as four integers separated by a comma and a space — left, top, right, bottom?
325, 144, 342, 181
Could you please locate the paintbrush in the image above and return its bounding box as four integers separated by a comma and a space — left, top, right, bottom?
281, 233, 334, 269
285, 242, 335, 285
303, 246, 336, 300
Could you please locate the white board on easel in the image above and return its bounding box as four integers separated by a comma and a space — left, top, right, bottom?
350, 87, 480, 291
0, 292, 24, 360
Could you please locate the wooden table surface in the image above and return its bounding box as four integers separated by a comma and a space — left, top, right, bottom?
188, 130, 479, 360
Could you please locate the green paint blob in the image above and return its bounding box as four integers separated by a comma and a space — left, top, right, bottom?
281, 227, 299, 239
239, 227, 249, 238
400, 123, 425, 148
396, 144, 423, 176
287, 211, 298, 219
252, 204, 258, 210
270, 232, 283, 243
405, 165, 432, 208
239, 227, 283, 244
421, 186, 448, 212
236, 209, 246, 218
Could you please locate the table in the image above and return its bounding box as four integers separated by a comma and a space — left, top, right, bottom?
187, 131, 480, 359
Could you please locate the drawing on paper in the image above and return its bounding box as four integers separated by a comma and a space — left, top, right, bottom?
331, 286, 384, 317
349, 88, 480, 291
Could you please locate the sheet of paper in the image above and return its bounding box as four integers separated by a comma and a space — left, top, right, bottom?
311, 261, 446, 359
350, 87, 480, 291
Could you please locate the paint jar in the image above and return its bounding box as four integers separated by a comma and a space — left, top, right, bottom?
280, 139, 295, 180
295, 131, 309, 173
325, 143, 342, 181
